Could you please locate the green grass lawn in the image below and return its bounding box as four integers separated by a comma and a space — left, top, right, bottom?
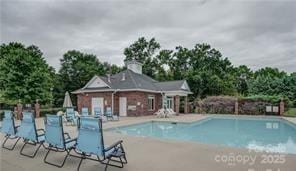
284, 108, 296, 117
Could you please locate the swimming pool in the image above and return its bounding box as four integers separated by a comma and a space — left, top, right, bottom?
111, 116, 296, 154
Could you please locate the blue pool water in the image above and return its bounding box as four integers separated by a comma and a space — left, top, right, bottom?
111, 116, 296, 154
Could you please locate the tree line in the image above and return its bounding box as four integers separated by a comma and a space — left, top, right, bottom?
1, 38, 295, 107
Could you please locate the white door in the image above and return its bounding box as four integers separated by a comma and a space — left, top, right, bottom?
92, 97, 104, 115
119, 97, 127, 116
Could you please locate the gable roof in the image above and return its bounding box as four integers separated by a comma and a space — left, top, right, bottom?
154, 80, 191, 92
98, 70, 159, 91
72, 69, 192, 94
82, 75, 110, 89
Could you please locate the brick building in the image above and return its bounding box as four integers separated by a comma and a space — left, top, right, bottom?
72, 60, 192, 116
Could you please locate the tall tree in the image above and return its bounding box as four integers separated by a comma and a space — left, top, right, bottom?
233, 65, 253, 95
163, 43, 237, 98
59, 50, 107, 93
124, 37, 161, 77
59, 50, 122, 105
254, 67, 287, 78
248, 73, 296, 101
0, 42, 53, 104
49, 67, 65, 107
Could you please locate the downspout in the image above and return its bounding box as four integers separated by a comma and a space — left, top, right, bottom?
112, 89, 120, 115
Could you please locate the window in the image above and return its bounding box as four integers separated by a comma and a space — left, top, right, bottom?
166, 96, 174, 109
148, 95, 155, 110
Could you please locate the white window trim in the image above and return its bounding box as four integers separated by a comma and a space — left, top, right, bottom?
166, 96, 174, 109
148, 95, 155, 111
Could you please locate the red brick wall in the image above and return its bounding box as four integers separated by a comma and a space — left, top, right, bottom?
77, 92, 113, 114
77, 91, 162, 116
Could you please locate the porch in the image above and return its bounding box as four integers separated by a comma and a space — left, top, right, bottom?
162, 90, 192, 115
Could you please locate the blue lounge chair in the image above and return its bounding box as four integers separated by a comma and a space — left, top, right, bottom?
94, 107, 107, 122
1, 111, 21, 150
17, 112, 45, 158
73, 117, 127, 171
64, 107, 77, 125
94, 107, 102, 117
81, 107, 89, 116
43, 115, 77, 168
105, 107, 119, 121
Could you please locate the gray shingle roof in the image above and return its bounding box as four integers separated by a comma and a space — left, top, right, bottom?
154, 80, 189, 91
99, 70, 159, 91
74, 69, 191, 93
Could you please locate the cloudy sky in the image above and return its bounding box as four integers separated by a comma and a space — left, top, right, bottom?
1, 0, 295, 72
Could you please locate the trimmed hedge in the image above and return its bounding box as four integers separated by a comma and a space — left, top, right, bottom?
198, 95, 285, 115
201, 96, 236, 114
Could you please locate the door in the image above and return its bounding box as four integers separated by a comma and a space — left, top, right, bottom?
119, 97, 127, 116
91, 97, 104, 115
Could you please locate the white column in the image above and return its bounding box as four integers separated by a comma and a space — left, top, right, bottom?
162, 94, 167, 109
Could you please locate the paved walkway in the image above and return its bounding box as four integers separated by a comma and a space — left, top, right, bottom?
1, 114, 296, 171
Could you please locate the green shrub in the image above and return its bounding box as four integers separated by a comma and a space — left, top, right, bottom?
284, 108, 296, 117
202, 96, 236, 114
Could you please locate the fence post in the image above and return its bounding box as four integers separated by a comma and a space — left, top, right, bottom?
16, 100, 23, 120
184, 96, 188, 114
175, 95, 180, 115
234, 98, 239, 115
35, 99, 40, 118
279, 98, 284, 116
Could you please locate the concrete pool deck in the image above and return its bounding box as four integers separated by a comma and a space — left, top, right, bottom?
1, 114, 296, 171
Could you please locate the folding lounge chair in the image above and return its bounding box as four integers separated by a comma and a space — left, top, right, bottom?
168, 109, 176, 115
94, 107, 107, 122
105, 107, 119, 121
94, 107, 102, 117
17, 112, 45, 158
43, 115, 77, 168
1, 111, 21, 150
64, 108, 77, 125
73, 117, 127, 171
155, 108, 165, 118
81, 107, 89, 116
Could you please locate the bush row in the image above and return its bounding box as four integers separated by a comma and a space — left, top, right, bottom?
0, 107, 63, 121
195, 95, 291, 115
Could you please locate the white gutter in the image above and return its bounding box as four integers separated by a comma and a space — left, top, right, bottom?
72, 88, 161, 94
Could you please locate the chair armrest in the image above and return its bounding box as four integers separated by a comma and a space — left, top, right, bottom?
38, 133, 45, 137
37, 128, 45, 135
104, 140, 123, 152
64, 133, 71, 140
65, 138, 77, 144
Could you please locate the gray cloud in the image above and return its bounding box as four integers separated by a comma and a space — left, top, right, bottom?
1, 0, 295, 72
